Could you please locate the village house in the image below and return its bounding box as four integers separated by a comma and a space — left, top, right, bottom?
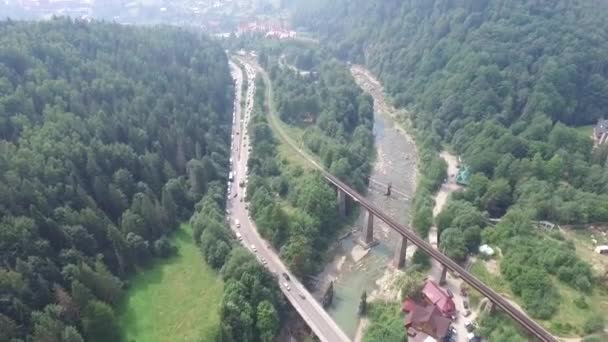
401, 280, 457, 341
403, 299, 451, 341
422, 280, 456, 316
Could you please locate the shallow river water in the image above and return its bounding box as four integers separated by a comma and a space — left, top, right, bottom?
313, 68, 418, 338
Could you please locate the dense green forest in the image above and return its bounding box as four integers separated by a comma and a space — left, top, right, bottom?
246, 73, 338, 278
244, 47, 375, 278
292, 0, 608, 336
294, 0, 608, 221
0, 19, 233, 341
261, 44, 375, 191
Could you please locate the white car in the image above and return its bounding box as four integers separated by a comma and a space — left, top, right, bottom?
251, 245, 257, 252
284, 283, 291, 291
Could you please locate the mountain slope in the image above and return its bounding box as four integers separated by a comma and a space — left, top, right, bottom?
0, 19, 232, 340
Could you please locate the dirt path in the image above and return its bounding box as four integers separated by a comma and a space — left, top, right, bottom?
433, 151, 461, 216
353, 318, 369, 342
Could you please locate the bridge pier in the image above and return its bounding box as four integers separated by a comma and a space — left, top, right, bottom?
365, 210, 374, 244
394, 236, 408, 269
337, 189, 346, 217
439, 265, 448, 285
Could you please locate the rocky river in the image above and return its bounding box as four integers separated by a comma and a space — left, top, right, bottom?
312, 66, 419, 339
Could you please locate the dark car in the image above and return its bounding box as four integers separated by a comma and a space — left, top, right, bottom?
282, 272, 290, 281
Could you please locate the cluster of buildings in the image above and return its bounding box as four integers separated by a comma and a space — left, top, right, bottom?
237, 20, 296, 39
402, 280, 464, 342
14, 0, 93, 19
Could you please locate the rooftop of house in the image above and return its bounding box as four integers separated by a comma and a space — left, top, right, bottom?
422, 280, 456, 315
405, 300, 451, 340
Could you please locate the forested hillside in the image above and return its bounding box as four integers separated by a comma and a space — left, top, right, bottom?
293, 0, 608, 336
265, 46, 375, 191
0, 19, 232, 341
295, 0, 608, 127
294, 0, 608, 241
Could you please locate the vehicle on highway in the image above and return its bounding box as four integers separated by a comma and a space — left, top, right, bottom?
236, 232, 242, 241
282, 272, 290, 281
251, 245, 257, 252
299, 293, 305, 300
235, 219, 240, 228
284, 283, 290, 291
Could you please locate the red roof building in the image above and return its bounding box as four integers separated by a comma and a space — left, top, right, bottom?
422, 280, 456, 316
404, 301, 451, 340
402, 298, 417, 313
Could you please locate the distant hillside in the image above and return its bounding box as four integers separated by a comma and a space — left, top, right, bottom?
294, 0, 608, 129
0, 19, 232, 341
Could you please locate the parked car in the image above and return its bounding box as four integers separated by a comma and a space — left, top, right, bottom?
282, 272, 290, 281
251, 245, 257, 252
284, 283, 290, 291
446, 289, 454, 298
299, 293, 305, 300
463, 300, 469, 309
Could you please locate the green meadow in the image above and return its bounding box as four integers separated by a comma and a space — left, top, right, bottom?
118, 225, 223, 342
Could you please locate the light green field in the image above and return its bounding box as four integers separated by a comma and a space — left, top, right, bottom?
471, 258, 607, 338
575, 125, 594, 138
118, 224, 223, 342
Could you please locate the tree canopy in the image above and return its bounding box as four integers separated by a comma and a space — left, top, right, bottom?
0, 19, 232, 340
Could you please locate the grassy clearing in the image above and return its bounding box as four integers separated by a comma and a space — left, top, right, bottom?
363, 302, 406, 342
562, 228, 608, 275
574, 125, 594, 138
471, 257, 607, 337
118, 224, 223, 342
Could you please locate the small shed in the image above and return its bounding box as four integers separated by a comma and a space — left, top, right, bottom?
595, 245, 608, 255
